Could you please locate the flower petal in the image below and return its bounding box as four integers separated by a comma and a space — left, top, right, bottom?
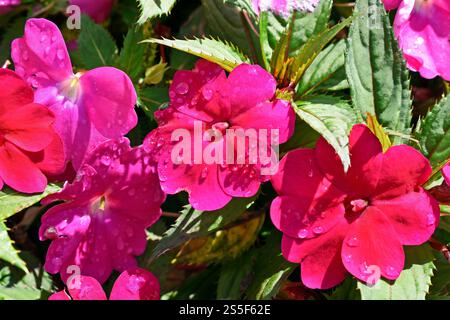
0, 103, 56, 152
281, 224, 348, 289
373, 189, 440, 245
373, 145, 431, 199
80, 67, 137, 139
231, 99, 295, 144
314, 124, 383, 197
67, 276, 107, 300
227, 64, 277, 115
271, 148, 346, 203
0, 142, 47, 193
11, 18, 73, 87
0, 68, 33, 112
271, 195, 345, 239
341, 206, 404, 282
110, 268, 160, 300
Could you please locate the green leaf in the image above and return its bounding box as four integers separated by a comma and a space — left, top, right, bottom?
150, 197, 255, 261
78, 15, 118, 69
217, 252, 256, 299
0, 253, 54, 300
137, 0, 177, 24
0, 184, 61, 221
144, 37, 250, 72
418, 95, 450, 167
0, 221, 26, 273
296, 40, 348, 97
346, 0, 412, 144
328, 277, 361, 300
357, 244, 435, 300
293, 97, 358, 171
222, 0, 255, 14
118, 26, 146, 81
201, 0, 261, 62
428, 251, 450, 299
245, 232, 296, 300
286, 17, 352, 86
138, 86, 169, 119
261, 0, 333, 62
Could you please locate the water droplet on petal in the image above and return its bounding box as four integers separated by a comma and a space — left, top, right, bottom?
298, 229, 309, 239
313, 226, 324, 234
56, 49, 65, 60
386, 266, 399, 277
426, 213, 435, 226
44, 226, 58, 240
175, 82, 189, 95
127, 275, 146, 293
343, 254, 352, 263
202, 87, 213, 100
346, 236, 360, 247
100, 155, 111, 166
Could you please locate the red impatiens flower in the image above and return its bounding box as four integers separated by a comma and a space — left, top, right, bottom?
0, 68, 64, 193
270, 124, 440, 289
144, 60, 295, 211
40, 138, 165, 283
49, 268, 160, 300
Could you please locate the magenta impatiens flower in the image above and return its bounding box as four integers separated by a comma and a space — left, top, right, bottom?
49, 268, 160, 300
270, 124, 439, 289
0, 0, 20, 14
69, 0, 115, 23
11, 18, 137, 170
144, 60, 295, 211
388, 0, 450, 81
39, 138, 165, 283
252, 0, 320, 16
443, 162, 450, 186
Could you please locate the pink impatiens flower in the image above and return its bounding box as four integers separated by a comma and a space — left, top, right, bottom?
0, 68, 64, 193
49, 268, 160, 300
252, 0, 320, 16
69, 0, 115, 23
145, 60, 295, 211
11, 18, 137, 170
0, 0, 20, 14
271, 124, 439, 289
40, 138, 165, 283
389, 0, 450, 81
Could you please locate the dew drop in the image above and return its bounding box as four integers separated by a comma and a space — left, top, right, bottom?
127, 275, 146, 293
426, 213, 435, 226
202, 87, 213, 100
346, 236, 360, 247
44, 226, 58, 240
100, 155, 111, 166
313, 226, 324, 235
175, 82, 189, 95
56, 49, 65, 60
386, 266, 399, 277
298, 229, 309, 239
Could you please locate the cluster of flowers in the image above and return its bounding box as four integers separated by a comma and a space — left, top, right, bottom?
0, 0, 447, 296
